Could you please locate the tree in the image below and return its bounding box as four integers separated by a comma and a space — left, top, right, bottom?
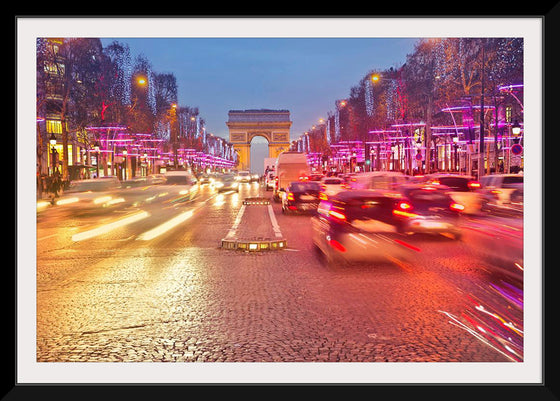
38, 38, 106, 179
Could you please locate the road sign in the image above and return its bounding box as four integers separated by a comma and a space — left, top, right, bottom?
511, 143, 523, 155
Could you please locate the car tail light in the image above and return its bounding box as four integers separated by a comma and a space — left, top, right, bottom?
397, 201, 413, 210
321, 184, 326, 191
287, 192, 295, 201
392, 201, 419, 218
450, 202, 465, 212
468, 180, 481, 189
319, 192, 328, 200
329, 238, 347, 252
328, 210, 346, 221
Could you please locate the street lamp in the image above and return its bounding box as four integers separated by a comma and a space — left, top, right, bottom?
122, 149, 128, 181
49, 133, 57, 176
511, 120, 521, 137
94, 141, 100, 178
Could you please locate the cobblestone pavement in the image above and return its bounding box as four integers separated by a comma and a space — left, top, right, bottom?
32, 183, 525, 382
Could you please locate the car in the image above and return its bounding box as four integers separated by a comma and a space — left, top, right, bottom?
478, 173, 524, 209
393, 183, 464, 239
121, 175, 148, 188
147, 174, 166, 185
161, 171, 199, 201
281, 181, 322, 214
196, 173, 212, 184
311, 190, 419, 265
265, 172, 276, 191
53, 176, 124, 211
236, 170, 252, 183
319, 176, 346, 200
347, 171, 409, 191
423, 173, 483, 215
213, 173, 239, 192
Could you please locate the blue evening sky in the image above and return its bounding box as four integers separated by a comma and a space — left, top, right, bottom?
100, 37, 418, 141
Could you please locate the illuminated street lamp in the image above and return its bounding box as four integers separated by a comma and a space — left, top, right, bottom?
512, 120, 521, 136
94, 141, 100, 178
122, 149, 128, 180
49, 133, 57, 176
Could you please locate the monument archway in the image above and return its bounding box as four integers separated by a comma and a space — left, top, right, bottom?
227, 109, 292, 171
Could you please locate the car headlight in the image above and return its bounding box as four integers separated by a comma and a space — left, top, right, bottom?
232, 182, 238, 187
215, 182, 224, 188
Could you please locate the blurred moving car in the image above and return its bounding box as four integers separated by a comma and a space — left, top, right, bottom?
54, 176, 124, 210
347, 171, 408, 191
213, 173, 239, 192
319, 176, 345, 200
265, 172, 275, 191
424, 173, 483, 215
147, 174, 166, 185
161, 171, 199, 201
197, 173, 212, 184
121, 176, 148, 188
478, 174, 524, 210
236, 170, 252, 183
393, 184, 464, 239
311, 190, 418, 265
281, 181, 321, 214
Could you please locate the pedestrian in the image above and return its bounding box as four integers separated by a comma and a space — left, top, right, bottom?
52, 171, 62, 198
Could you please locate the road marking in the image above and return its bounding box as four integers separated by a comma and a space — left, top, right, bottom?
267, 204, 284, 238
224, 204, 246, 239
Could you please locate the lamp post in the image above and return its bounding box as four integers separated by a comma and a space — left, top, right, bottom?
94, 141, 100, 178
122, 149, 128, 181
49, 133, 57, 176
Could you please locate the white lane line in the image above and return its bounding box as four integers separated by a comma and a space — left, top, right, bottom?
224, 204, 246, 239
267, 204, 284, 238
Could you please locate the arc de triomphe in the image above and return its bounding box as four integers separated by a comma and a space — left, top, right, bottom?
226, 109, 292, 171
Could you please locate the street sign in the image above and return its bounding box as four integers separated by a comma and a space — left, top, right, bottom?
511, 143, 523, 155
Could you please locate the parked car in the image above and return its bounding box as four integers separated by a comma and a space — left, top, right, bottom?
54, 176, 124, 211
311, 190, 418, 265
393, 184, 464, 239
478, 174, 524, 210
319, 176, 346, 200
423, 173, 483, 215
281, 181, 322, 214
213, 173, 239, 192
